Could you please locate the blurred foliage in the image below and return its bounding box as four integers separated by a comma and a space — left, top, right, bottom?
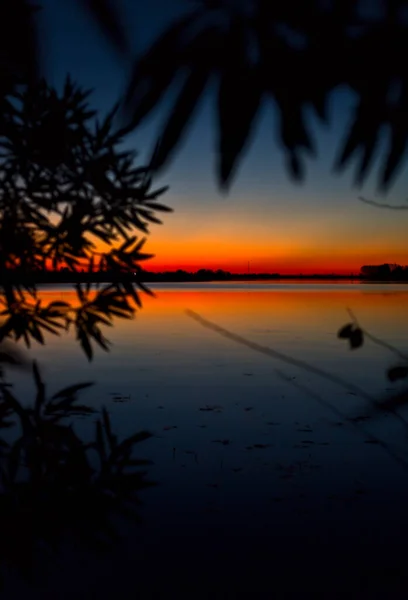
0, 77, 172, 359
0, 359, 154, 582
3, 1, 408, 192
116, 0, 408, 190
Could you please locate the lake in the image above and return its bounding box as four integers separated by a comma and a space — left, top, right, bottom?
4, 282, 408, 598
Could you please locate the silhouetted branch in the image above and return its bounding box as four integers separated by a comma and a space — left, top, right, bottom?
358, 196, 408, 210
0, 77, 172, 359
0, 361, 154, 581
346, 308, 408, 364
186, 309, 377, 402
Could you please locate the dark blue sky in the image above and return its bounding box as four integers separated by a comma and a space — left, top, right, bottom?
36, 0, 408, 273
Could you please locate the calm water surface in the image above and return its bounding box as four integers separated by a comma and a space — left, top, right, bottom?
5, 282, 408, 598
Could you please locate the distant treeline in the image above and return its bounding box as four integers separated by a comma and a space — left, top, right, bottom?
360, 264, 408, 280
0, 268, 362, 285
1, 266, 407, 284
139, 270, 360, 282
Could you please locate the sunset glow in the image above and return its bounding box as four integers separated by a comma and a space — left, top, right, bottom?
126, 204, 408, 275
41, 0, 408, 277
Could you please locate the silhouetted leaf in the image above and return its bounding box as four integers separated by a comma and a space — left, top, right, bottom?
349, 327, 364, 349
75, 0, 130, 59
380, 123, 408, 191
33, 360, 45, 417
51, 382, 94, 401
287, 153, 304, 181
387, 366, 408, 382
135, 280, 155, 298
0, 386, 31, 433
121, 12, 201, 126
144, 187, 171, 202
77, 327, 93, 361
120, 281, 142, 308
150, 67, 210, 172
356, 138, 380, 186
336, 102, 377, 176
109, 431, 152, 466
338, 324, 354, 339
368, 390, 408, 415
102, 407, 117, 451
338, 323, 364, 349
218, 62, 262, 188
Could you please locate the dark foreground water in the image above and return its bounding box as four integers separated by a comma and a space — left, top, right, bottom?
3, 282, 408, 598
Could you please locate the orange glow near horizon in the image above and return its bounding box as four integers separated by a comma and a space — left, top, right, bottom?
81, 228, 408, 275
44, 235, 408, 276
120, 200, 408, 275
46, 192, 408, 276
133, 236, 408, 275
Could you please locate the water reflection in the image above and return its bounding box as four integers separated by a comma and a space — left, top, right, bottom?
3, 283, 408, 597
23, 283, 408, 387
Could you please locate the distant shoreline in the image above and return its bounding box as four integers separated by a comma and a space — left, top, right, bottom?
1, 272, 408, 285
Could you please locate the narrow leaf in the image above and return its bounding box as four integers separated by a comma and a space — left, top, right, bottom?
76, 0, 130, 59
218, 64, 261, 188
338, 323, 353, 339
150, 67, 210, 172
387, 366, 408, 382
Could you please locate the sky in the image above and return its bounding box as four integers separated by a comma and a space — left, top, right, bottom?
37, 0, 408, 274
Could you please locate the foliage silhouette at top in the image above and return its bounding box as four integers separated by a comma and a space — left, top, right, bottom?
0, 77, 172, 360
5, 1, 408, 192
115, 0, 408, 191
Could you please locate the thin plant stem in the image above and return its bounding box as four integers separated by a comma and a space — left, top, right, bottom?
186, 310, 408, 434
346, 307, 408, 363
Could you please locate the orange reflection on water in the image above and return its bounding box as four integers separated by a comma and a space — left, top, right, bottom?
33, 285, 408, 342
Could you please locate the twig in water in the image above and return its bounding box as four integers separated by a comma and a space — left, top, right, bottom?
347, 308, 408, 363
185, 310, 408, 436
